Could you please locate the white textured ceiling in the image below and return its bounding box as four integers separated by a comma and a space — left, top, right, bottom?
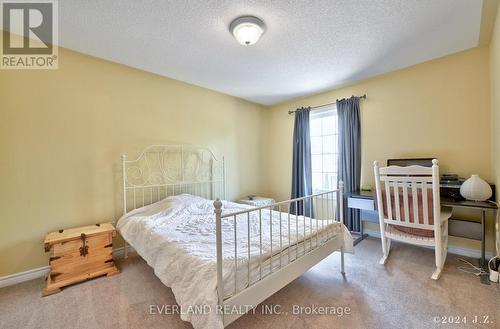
58, 0, 483, 105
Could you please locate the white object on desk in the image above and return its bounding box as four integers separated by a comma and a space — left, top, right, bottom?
460, 174, 492, 201
237, 197, 275, 207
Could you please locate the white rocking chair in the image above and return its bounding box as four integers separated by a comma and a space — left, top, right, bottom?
373, 159, 451, 280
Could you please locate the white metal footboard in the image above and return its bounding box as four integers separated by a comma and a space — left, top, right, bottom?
214, 181, 345, 326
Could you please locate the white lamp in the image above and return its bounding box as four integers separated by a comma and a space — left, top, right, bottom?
460, 174, 492, 201
230, 16, 265, 46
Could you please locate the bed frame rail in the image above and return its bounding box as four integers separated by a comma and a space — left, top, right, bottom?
119, 145, 347, 328
214, 182, 345, 326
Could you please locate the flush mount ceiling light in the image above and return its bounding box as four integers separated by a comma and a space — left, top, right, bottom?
229, 16, 265, 46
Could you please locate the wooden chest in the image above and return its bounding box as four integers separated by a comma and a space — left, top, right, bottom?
43, 223, 119, 296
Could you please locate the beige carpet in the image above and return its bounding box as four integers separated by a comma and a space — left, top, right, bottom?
1, 237, 498, 329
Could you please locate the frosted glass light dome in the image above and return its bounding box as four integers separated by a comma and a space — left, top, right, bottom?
230, 16, 265, 46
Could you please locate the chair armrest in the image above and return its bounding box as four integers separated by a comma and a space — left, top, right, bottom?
440, 206, 453, 224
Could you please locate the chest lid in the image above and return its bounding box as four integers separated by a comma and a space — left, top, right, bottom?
44, 223, 116, 249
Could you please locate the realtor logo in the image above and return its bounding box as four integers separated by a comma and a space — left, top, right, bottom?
1, 0, 58, 69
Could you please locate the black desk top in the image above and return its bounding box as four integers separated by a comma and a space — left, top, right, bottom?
348, 190, 498, 210
441, 198, 498, 210
347, 190, 375, 200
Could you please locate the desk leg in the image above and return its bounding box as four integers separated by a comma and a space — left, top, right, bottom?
480, 210, 485, 268
351, 209, 368, 246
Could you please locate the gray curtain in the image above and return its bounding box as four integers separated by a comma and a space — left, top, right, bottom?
290, 107, 313, 215
337, 97, 361, 231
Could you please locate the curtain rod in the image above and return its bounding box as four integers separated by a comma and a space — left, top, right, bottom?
287, 94, 366, 115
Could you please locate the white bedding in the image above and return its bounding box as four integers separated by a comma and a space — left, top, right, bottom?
117, 194, 353, 329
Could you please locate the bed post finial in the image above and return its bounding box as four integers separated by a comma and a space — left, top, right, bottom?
213, 198, 224, 315
214, 198, 223, 212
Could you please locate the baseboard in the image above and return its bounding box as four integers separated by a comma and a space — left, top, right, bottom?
2, 237, 490, 289
0, 266, 50, 289
363, 228, 495, 259
0, 246, 133, 289
112, 245, 135, 258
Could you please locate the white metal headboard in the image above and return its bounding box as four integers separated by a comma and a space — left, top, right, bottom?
121, 144, 226, 215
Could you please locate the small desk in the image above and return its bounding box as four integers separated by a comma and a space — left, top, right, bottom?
346, 191, 376, 244
347, 190, 498, 267
440, 198, 497, 268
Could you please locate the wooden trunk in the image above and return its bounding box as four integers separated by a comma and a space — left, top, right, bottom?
43, 223, 119, 296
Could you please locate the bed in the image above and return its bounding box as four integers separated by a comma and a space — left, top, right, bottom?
117, 145, 353, 329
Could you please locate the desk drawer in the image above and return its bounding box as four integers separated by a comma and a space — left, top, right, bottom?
347, 197, 375, 211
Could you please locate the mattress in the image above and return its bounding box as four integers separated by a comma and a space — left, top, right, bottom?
117, 194, 353, 329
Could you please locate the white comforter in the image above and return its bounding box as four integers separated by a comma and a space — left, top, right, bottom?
117, 194, 353, 329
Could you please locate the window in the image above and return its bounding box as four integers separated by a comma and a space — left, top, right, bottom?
310, 106, 338, 194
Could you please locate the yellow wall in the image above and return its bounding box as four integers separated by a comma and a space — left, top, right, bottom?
0, 47, 266, 276
263, 47, 494, 253
491, 5, 500, 201
491, 5, 500, 256
0, 36, 497, 277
